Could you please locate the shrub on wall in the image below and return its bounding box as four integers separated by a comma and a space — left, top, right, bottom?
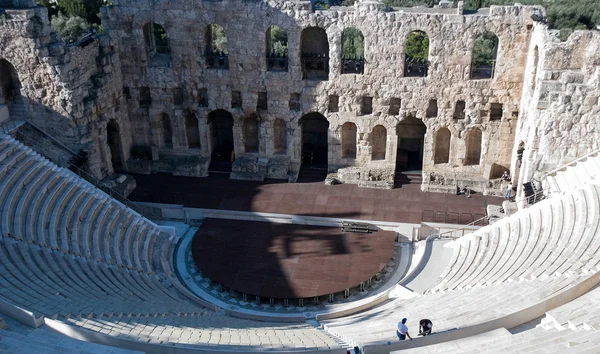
51, 13, 92, 43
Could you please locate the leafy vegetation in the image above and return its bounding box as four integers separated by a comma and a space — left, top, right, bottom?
405, 31, 429, 62
152, 23, 169, 54
209, 24, 228, 54
268, 25, 288, 57
471, 31, 498, 67
342, 28, 364, 58
51, 13, 92, 43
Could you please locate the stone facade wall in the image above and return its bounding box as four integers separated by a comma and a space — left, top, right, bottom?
514, 26, 600, 202
104, 0, 540, 191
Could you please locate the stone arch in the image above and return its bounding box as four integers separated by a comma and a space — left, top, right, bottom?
470, 31, 499, 79
205, 24, 229, 68
404, 30, 429, 77
299, 112, 329, 168
143, 22, 170, 57
273, 118, 287, 154
464, 128, 482, 165
300, 27, 329, 80
243, 114, 260, 153
266, 25, 288, 71
341, 122, 357, 159
208, 110, 234, 163
159, 113, 173, 148
106, 120, 124, 171
396, 116, 427, 171
0, 59, 23, 119
341, 27, 365, 74
371, 125, 387, 161
530, 46, 539, 92
185, 112, 201, 149
434, 127, 451, 164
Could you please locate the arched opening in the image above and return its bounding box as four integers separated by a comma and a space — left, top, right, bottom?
530, 46, 539, 92
159, 113, 173, 148
208, 110, 234, 169
205, 24, 229, 69
470, 31, 499, 79
341, 27, 364, 74
300, 112, 329, 169
434, 127, 451, 164
371, 125, 387, 161
243, 115, 260, 153
0, 59, 22, 119
273, 119, 287, 154
142, 22, 170, 60
464, 128, 482, 165
341, 122, 357, 159
300, 27, 329, 80
185, 113, 201, 149
396, 116, 426, 172
404, 30, 429, 77
266, 25, 288, 71
106, 120, 124, 172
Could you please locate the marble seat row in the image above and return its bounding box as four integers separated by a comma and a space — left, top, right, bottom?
0, 135, 166, 276
427, 183, 600, 293
544, 152, 600, 195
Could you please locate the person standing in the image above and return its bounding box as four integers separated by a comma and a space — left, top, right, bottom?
505, 184, 512, 200
396, 318, 412, 341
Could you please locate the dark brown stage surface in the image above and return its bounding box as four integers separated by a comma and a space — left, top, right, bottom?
191, 219, 396, 299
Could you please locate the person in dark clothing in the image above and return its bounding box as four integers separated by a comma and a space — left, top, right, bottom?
419, 319, 433, 336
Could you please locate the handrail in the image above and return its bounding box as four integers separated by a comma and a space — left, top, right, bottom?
542, 148, 600, 178
7, 123, 149, 219
438, 214, 491, 239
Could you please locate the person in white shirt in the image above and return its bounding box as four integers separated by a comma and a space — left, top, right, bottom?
396, 318, 412, 341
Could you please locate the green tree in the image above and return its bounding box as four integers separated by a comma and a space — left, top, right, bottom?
471, 31, 498, 68
342, 28, 364, 58
51, 13, 92, 43
269, 25, 288, 56
405, 31, 429, 62
211, 24, 228, 54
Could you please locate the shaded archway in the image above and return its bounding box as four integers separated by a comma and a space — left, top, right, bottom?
300, 27, 329, 80
341, 122, 357, 159
464, 128, 482, 165
396, 116, 426, 171
273, 119, 287, 154
300, 112, 329, 168
371, 125, 387, 161
470, 31, 499, 79
404, 30, 429, 77
185, 112, 201, 149
142, 22, 170, 58
159, 113, 173, 148
434, 127, 451, 164
208, 110, 234, 166
106, 120, 124, 171
266, 25, 288, 71
0, 59, 22, 118
341, 27, 364, 74
243, 114, 260, 153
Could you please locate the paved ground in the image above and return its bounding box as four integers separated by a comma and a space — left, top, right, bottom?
128, 173, 503, 224
191, 218, 396, 298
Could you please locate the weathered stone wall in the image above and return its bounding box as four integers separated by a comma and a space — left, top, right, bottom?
104, 0, 539, 190
513, 26, 600, 202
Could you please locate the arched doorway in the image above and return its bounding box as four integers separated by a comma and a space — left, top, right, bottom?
299, 112, 329, 169
208, 110, 234, 171
185, 112, 201, 149
0, 59, 23, 119
396, 116, 426, 172
106, 120, 124, 172
243, 114, 260, 153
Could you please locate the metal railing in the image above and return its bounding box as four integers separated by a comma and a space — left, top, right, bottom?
6, 121, 149, 219
438, 213, 492, 239
404, 59, 428, 77
266, 53, 288, 71
470, 60, 496, 80
206, 51, 229, 69
341, 56, 364, 74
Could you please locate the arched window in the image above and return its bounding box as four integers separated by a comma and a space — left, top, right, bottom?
464, 128, 482, 165
371, 125, 387, 161
404, 30, 429, 77
159, 113, 173, 148
266, 25, 288, 71
470, 32, 499, 79
434, 128, 451, 164
341, 122, 357, 159
0, 59, 22, 116
341, 28, 364, 74
530, 46, 539, 92
273, 119, 287, 154
206, 24, 228, 69
243, 115, 259, 153
186, 113, 201, 149
143, 22, 170, 59
301, 27, 329, 80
